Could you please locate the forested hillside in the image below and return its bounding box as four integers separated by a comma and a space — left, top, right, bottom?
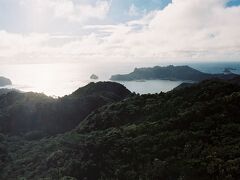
0, 82, 131, 135
1, 80, 240, 179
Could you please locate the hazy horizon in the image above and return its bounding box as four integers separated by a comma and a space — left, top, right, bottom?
0, 62, 239, 97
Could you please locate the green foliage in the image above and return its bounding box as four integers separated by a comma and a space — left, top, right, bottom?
0, 82, 131, 135
1, 80, 240, 179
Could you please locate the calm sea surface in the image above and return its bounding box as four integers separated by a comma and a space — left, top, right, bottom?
0, 62, 239, 97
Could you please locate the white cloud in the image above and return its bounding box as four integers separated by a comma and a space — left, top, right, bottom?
0, 0, 240, 64
0, 31, 50, 57
51, 0, 111, 22
20, 0, 111, 23
105, 0, 240, 61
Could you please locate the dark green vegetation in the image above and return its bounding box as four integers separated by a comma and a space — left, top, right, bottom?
110, 65, 239, 81
0, 76, 12, 87
1, 79, 240, 179
0, 82, 131, 135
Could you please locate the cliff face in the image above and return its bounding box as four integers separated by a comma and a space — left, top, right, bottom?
110, 65, 239, 81
0, 77, 12, 87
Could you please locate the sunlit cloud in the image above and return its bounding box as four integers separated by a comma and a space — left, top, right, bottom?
19, 0, 111, 23
0, 0, 239, 64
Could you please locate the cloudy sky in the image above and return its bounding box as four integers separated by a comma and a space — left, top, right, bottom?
0, 0, 240, 64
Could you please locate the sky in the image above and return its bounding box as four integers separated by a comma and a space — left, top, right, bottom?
0, 0, 240, 64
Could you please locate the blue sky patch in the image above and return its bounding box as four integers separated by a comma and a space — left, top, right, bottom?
226, 0, 240, 7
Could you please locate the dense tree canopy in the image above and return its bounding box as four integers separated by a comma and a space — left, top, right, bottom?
1, 79, 240, 179
0, 82, 131, 135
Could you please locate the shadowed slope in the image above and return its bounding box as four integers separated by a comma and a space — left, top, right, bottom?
1, 79, 240, 179
0, 82, 131, 135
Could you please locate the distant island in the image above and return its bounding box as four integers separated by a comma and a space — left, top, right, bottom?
110, 65, 239, 82
90, 74, 99, 80
0, 76, 12, 87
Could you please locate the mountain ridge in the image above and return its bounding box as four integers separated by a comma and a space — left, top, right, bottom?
0, 81, 131, 136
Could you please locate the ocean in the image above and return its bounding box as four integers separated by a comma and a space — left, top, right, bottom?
0, 62, 239, 97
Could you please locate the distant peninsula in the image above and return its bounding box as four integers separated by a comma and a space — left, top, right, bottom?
0, 76, 12, 87
110, 65, 239, 82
